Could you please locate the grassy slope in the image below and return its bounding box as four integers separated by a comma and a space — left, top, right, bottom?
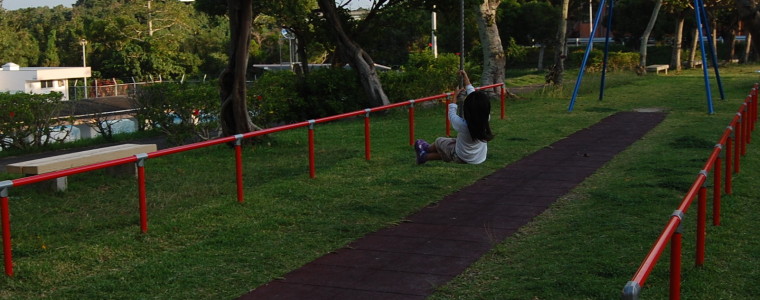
0, 65, 758, 299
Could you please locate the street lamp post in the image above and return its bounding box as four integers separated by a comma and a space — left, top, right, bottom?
432, 5, 438, 58
80, 39, 87, 99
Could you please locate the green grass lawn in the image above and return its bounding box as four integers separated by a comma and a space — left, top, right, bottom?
1, 65, 759, 299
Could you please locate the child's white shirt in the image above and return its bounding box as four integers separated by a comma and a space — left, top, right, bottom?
447, 84, 487, 164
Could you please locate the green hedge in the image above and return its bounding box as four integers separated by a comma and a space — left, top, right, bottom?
132, 83, 219, 145
568, 49, 641, 72
249, 51, 469, 127
0, 92, 70, 151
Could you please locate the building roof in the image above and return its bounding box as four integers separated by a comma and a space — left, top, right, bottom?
1, 63, 91, 80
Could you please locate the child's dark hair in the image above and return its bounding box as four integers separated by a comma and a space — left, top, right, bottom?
463, 91, 494, 142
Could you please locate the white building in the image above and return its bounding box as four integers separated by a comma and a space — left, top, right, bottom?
0, 62, 91, 100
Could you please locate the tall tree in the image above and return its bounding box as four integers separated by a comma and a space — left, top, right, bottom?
80, 0, 201, 78
639, 0, 663, 67
549, 0, 569, 86
0, 10, 41, 66
670, 14, 685, 71
219, 0, 258, 137
663, 0, 691, 71
41, 30, 61, 67
475, 0, 505, 87
317, 0, 390, 107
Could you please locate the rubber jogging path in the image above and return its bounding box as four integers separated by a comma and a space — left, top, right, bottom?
239, 111, 667, 300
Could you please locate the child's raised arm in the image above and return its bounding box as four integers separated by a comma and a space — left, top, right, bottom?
459, 70, 471, 87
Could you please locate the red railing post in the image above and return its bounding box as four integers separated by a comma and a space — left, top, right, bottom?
445, 94, 451, 137
669, 210, 684, 300
234, 134, 244, 203
364, 109, 371, 161
745, 103, 751, 148
713, 153, 722, 226
136, 154, 148, 233
734, 116, 741, 174
500, 84, 506, 120
696, 175, 707, 266
1, 182, 13, 277
752, 86, 758, 130
747, 98, 754, 144
742, 104, 749, 155
725, 127, 733, 194
308, 120, 316, 178
408, 100, 415, 145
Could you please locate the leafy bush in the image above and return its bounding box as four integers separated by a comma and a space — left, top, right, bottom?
0, 92, 71, 151
132, 82, 219, 144
302, 68, 366, 117
569, 49, 640, 72
248, 71, 301, 126
381, 51, 462, 101
248, 51, 472, 127
249, 68, 366, 126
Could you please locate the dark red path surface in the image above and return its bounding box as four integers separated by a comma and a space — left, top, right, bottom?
239, 111, 667, 300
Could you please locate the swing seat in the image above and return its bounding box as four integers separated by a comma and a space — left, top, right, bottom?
646, 64, 669, 74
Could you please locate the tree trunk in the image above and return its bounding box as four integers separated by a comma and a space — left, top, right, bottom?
549, 0, 569, 86
475, 0, 505, 88
729, 29, 738, 60
537, 45, 545, 70
712, 25, 718, 57
670, 15, 685, 72
219, 0, 257, 137
316, 0, 389, 107
639, 0, 663, 67
690, 28, 699, 68
296, 33, 310, 77
742, 33, 753, 63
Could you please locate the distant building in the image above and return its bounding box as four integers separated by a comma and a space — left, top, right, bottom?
349, 8, 368, 20
0, 62, 91, 100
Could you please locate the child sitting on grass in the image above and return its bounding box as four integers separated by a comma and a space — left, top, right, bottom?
415, 70, 494, 164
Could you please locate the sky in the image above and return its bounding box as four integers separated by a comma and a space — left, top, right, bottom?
2, 0, 373, 11
3, 0, 76, 10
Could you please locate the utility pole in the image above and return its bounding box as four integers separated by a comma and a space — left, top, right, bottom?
80, 39, 87, 99
432, 5, 438, 58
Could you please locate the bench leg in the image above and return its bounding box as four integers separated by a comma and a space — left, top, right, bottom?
52, 177, 67, 192
29, 176, 68, 192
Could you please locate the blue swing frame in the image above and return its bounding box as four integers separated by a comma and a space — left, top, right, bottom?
567, 0, 723, 114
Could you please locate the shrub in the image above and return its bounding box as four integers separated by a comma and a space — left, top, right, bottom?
569, 49, 640, 72
248, 51, 472, 127
381, 51, 462, 101
248, 71, 301, 126
302, 68, 366, 117
249, 68, 366, 126
132, 82, 219, 144
0, 92, 71, 151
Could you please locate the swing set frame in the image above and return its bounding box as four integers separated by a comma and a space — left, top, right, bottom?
567, 0, 724, 114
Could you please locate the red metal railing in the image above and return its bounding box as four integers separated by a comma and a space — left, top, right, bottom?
622, 84, 758, 300
0, 83, 505, 276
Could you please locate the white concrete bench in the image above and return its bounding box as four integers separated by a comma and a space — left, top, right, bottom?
646, 64, 669, 74
5, 143, 157, 191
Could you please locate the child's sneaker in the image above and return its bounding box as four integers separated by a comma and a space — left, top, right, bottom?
414, 139, 429, 153
416, 150, 427, 164
414, 139, 429, 164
